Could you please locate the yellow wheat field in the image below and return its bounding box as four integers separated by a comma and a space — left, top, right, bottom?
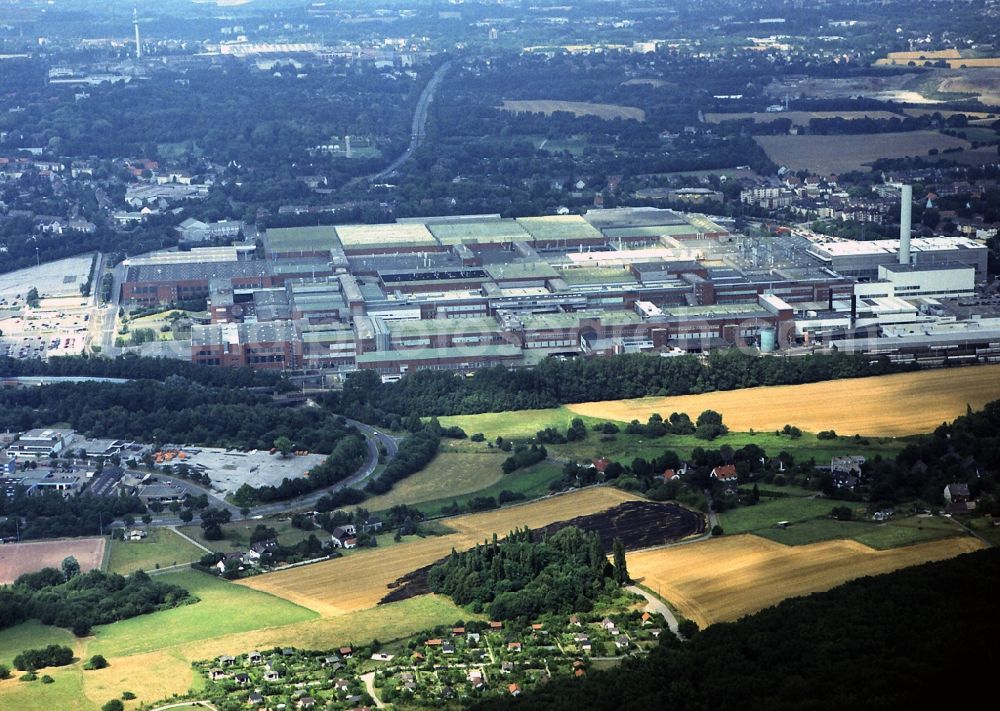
567, 365, 1000, 435
628, 534, 985, 629
239, 487, 640, 615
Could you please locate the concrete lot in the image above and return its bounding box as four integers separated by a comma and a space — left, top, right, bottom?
161, 446, 327, 495
0, 254, 94, 302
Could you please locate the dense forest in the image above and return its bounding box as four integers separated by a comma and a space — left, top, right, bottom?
0, 567, 192, 637
428, 526, 625, 619
0, 379, 357, 453
326, 350, 918, 424
475, 547, 1000, 711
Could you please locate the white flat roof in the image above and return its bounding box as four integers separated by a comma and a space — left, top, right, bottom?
810, 236, 987, 258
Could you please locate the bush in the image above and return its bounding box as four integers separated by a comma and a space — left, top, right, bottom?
0, 664, 9, 679
470, 433, 485, 442
40, 675, 54, 684
102, 701, 125, 711
122, 691, 136, 700
678, 618, 700, 639
817, 430, 838, 440
85, 655, 108, 670
711, 525, 724, 536
19, 672, 37, 682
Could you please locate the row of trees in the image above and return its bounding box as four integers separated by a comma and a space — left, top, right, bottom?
327, 350, 916, 424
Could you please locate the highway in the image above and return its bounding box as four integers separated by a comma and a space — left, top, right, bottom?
367, 59, 452, 183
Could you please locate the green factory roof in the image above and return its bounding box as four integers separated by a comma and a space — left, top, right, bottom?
429, 220, 531, 245
516, 215, 604, 242
265, 225, 341, 253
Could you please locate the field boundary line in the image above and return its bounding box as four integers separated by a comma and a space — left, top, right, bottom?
170, 526, 213, 553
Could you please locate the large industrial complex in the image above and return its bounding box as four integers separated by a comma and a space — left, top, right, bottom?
101, 200, 997, 380
0, 201, 944, 382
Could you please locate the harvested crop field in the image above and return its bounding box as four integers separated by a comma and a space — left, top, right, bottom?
501, 99, 645, 121
381, 500, 705, 604
538, 501, 705, 550
754, 131, 970, 174
706, 110, 899, 124
567, 365, 1000, 436
0, 537, 105, 584
627, 534, 985, 628
239, 487, 640, 614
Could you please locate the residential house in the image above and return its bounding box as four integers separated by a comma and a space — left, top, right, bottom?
711, 464, 739, 493
489, 621, 503, 631
360, 516, 383, 533
218, 655, 236, 667
263, 670, 280, 682
615, 635, 630, 649
248, 692, 264, 706
442, 642, 456, 655
209, 669, 226, 681
509, 683, 521, 696
500, 661, 514, 674
468, 669, 485, 688
334, 678, 349, 692
248, 651, 263, 665
507, 642, 522, 653
944, 483, 971, 504
331, 526, 357, 549
247, 539, 278, 564
298, 697, 315, 709
339, 646, 353, 658
234, 673, 249, 685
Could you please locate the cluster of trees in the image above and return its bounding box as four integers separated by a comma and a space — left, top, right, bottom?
535, 418, 588, 444
0, 566, 191, 637
502, 444, 548, 474
327, 351, 916, 424
12, 645, 74, 672
857, 399, 1000, 510
474, 547, 1000, 711
0, 493, 146, 540
623, 410, 727, 440
428, 526, 626, 619
0, 378, 357, 454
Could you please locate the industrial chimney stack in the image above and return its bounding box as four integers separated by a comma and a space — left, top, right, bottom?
899, 184, 912, 266
133, 8, 142, 60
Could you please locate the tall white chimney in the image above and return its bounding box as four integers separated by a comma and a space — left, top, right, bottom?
899, 184, 912, 266
133, 8, 142, 60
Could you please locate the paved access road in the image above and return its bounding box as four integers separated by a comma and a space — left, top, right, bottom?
367, 60, 452, 182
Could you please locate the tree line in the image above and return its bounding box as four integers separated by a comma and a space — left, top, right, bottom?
326, 350, 918, 424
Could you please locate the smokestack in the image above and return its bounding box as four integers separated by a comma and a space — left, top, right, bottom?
899, 184, 912, 266
133, 8, 142, 60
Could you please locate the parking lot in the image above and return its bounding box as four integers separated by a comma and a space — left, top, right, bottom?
158, 446, 328, 495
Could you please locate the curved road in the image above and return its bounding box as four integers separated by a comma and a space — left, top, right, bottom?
368, 60, 452, 183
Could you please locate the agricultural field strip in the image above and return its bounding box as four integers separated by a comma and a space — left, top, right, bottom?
627, 534, 986, 629
566, 365, 1000, 436
0, 537, 106, 585
500, 99, 646, 121
753, 130, 971, 174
